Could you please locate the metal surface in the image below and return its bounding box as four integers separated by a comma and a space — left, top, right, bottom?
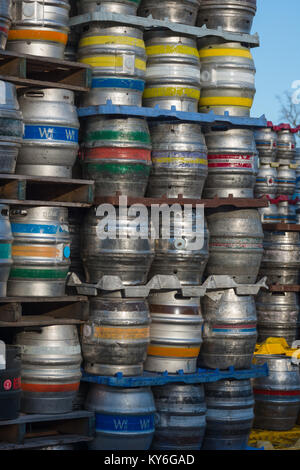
81, 207, 155, 285
8, 0, 70, 58
144, 31, 200, 112
203, 127, 258, 198
259, 230, 300, 285
152, 384, 206, 450
198, 289, 257, 370
0, 80, 23, 174
81, 116, 151, 197
0, 0, 11, 50
254, 163, 278, 199
14, 325, 82, 414
149, 210, 209, 286
79, 0, 141, 15
147, 122, 207, 198
197, 0, 257, 34
8, 206, 71, 297
81, 363, 269, 387
206, 208, 264, 283
68, 208, 84, 279
17, 88, 79, 178
258, 202, 281, 225
253, 355, 300, 431
81, 297, 150, 376
84, 384, 155, 450
198, 42, 256, 117
78, 23, 146, 107
276, 128, 296, 164
139, 0, 200, 26
277, 164, 296, 196
145, 290, 203, 374
256, 291, 300, 346
202, 379, 254, 450
0, 205, 13, 297
254, 125, 277, 164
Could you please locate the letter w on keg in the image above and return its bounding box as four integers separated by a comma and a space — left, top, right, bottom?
113, 418, 128, 430
65, 129, 76, 141
291, 341, 300, 365
139, 418, 150, 430
39, 127, 54, 139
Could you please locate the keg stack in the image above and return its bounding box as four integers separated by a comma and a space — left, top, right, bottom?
0, 0, 95, 450
64, 0, 272, 452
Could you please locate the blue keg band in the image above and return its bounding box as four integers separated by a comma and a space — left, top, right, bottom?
95, 413, 155, 433
91, 78, 145, 91
11, 223, 68, 235
23, 125, 78, 142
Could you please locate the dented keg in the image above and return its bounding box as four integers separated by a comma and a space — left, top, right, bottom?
0, 0, 12, 50
259, 230, 300, 285
0, 205, 13, 297
81, 116, 151, 197
17, 88, 79, 177
253, 355, 300, 431
85, 385, 156, 450
78, 23, 146, 107
14, 325, 82, 414
202, 379, 254, 450
81, 207, 154, 285
198, 289, 257, 370
203, 127, 258, 198
138, 0, 201, 26
198, 42, 256, 116
147, 122, 207, 198
81, 297, 150, 376
256, 291, 300, 346
197, 0, 257, 34
206, 209, 264, 284
145, 291, 203, 374
149, 210, 209, 285
0, 81, 23, 174
8, 206, 71, 297
79, 0, 141, 15
152, 384, 206, 450
254, 123, 277, 164
144, 32, 201, 112
8, 0, 70, 58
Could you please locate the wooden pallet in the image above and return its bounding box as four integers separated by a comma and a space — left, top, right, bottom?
269, 285, 300, 292
0, 50, 91, 92
0, 296, 89, 327
262, 223, 300, 231
0, 174, 94, 208
0, 411, 94, 450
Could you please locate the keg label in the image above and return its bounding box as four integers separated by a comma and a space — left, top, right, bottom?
81, 56, 146, 72
3, 379, 12, 391
0, 376, 20, 391
21, 382, 80, 393
12, 244, 66, 260
0, 244, 11, 259
152, 151, 207, 167
84, 148, 151, 162
147, 344, 200, 358
95, 413, 155, 433
253, 389, 300, 401
11, 223, 69, 236
208, 154, 254, 169
198, 48, 253, 59
199, 97, 253, 108
8, 30, 68, 45
143, 86, 200, 100
210, 239, 263, 250
9, 267, 69, 279
93, 326, 150, 340
84, 130, 151, 145
211, 323, 257, 334
91, 78, 145, 91
24, 125, 78, 143
255, 140, 275, 148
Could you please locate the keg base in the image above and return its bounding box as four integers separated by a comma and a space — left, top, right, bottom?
84, 362, 143, 377
7, 280, 67, 297
201, 436, 250, 451
203, 188, 254, 199
6, 41, 65, 60
21, 392, 76, 415
144, 356, 197, 374
15, 164, 72, 178
89, 431, 154, 451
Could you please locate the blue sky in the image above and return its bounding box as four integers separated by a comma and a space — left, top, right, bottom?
251, 0, 300, 124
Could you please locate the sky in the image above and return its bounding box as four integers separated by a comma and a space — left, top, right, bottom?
251, 0, 300, 124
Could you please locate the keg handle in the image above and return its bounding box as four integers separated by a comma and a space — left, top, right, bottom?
23, 327, 43, 333
10, 209, 27, 217
24, 91, 45, 99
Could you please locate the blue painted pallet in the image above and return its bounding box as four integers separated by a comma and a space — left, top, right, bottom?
77, 101, 267, 127
81, 364, 268, 387
77, 102, 267, 128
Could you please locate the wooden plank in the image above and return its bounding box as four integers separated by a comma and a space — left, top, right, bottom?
0, 434, 92, 450
0, 296, 88, 303
0, 180, 21, 199
262, 223, 300, 232
0, 317, 85, 327
46, 302, 89, 321
269, 285, 300, 292
26, 181, 92, 204
0, 199, 91, 208
0, 423, 25, 444
0, 302, 22, 322
0, 174, 94, 185
0, 57, 25, 78
0, 411, 94, 426
0, 75, 89, 92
